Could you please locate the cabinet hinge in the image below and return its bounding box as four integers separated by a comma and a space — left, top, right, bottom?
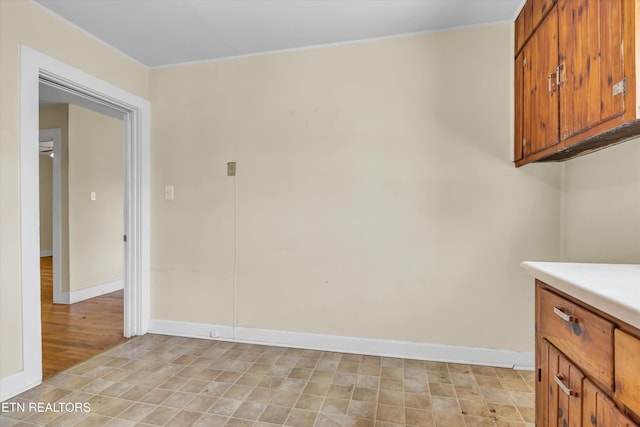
523, 56, 527, 66
522, 138, 527, 146
612, 77, 626, 96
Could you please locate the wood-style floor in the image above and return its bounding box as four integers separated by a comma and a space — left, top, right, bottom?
40, 256, 128, 378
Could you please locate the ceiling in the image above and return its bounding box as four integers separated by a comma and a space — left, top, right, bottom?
34, 0, 524, 69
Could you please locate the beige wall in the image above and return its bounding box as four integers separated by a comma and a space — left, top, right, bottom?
0, 0, 147, 378
68, 105, 124, 291
39, 104, 124, 293
39, 156, 53, 253
40, 105, 70, 292
561, 139, 640, 263
150, 24, 563, 352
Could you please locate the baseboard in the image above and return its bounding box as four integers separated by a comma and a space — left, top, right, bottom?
0, 370, 41, 403
148, 319, 534, 370
39, 250, 52, 257
60, 279, 124, 304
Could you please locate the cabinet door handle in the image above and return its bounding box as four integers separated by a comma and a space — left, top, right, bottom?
548, 73, 557, 92
554, 373, 577, 397
556, 64, 565, 85
553, 306, 575, 323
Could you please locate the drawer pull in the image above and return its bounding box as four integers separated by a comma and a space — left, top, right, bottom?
554, 373, 577, 397
553, 306, 575, 323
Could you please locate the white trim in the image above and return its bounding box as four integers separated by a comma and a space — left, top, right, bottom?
0, 371, 41, 403
39, 250, 53, 257
61, 280, 124, 304
149, 320, 235, 341
18, 44, 43, 397
8, 45, 151, 402
148, 320, 535, 370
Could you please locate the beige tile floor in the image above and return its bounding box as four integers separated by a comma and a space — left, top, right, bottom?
0, 334, 535, 427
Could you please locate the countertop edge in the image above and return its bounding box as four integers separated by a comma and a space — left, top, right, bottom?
521, 261, 640, 330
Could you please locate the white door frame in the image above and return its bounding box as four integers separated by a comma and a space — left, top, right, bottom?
6, 45, 150, 400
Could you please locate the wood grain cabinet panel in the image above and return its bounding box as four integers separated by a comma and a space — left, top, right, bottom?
558, 0, 625, 140
531, 0, 556, 33
514, 0, 556, 55
522, 6, 560, 156
515, 6, 527, 55
615, 329, 640, 418
584, 379, 637, 427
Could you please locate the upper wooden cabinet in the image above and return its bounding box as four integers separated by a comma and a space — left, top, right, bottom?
514, 0, 640, 166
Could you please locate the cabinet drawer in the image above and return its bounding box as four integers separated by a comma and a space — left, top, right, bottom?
539, 288, 614, 389
615, 329, 640, 418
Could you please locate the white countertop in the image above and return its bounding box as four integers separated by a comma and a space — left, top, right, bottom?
521, 262, 640, 330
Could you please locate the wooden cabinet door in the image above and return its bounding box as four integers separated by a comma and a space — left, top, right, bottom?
523, 6, 560, 155
558, 0, 625, 140
584, 379, 637, 427
615, 329, 640, 418
543, 341, 584, 427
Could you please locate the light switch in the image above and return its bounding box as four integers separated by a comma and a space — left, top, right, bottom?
165, 185, 174, 200
90, 192, 96, 201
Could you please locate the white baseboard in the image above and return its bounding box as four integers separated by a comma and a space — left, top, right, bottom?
59, 279, 124, 304
0, 370, 41, 403
148, 319, 534, 370
39, 250, 52, 257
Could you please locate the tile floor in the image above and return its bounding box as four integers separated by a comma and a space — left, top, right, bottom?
0, 334, 535, 427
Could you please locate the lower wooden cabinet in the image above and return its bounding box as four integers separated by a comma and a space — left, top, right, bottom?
536, 281, 640, 426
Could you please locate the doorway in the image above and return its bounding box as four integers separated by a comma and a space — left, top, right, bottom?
6, 45, 151, 400
38, 99, 128, 377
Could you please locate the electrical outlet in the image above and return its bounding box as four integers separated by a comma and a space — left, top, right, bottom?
209, 330, 219, 338
165, 185, 174, 200
90, 192, 96, 201
227, 162, 236, 176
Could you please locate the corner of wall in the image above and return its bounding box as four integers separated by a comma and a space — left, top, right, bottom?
559, 162, 567, 261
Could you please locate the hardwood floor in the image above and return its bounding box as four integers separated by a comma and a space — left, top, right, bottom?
40, 256, 128, 378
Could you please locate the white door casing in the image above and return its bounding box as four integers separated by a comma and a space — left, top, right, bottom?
0, 45, 151, 402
